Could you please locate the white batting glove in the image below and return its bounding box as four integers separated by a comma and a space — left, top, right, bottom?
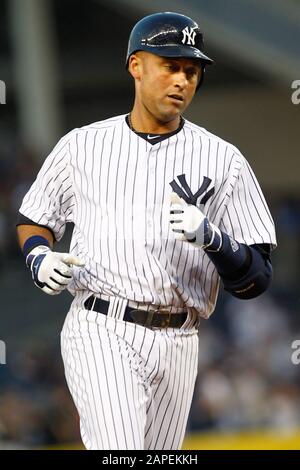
169, 192, 222, 250
26, 245, 85, 295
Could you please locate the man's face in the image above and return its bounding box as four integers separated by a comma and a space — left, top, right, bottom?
130, 52, 202, 123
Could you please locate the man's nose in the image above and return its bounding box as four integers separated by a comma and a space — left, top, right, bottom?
175, 71, 188, 88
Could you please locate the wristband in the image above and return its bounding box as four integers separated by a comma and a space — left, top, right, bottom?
23, 235, 50, 259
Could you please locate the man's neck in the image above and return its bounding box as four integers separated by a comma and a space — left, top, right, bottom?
126, 114, 184, 144
129, 108, 181, 134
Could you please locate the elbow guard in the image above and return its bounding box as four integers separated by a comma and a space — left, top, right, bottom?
222, 247, 273, 299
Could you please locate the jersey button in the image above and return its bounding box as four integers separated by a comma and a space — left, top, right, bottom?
157, 289, 162, 295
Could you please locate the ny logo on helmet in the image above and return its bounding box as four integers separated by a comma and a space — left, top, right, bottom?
181, 26, 197, 46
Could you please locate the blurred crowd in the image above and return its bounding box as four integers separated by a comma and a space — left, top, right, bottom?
1, 144, 300, 448
190, 293, 300, 433
0, 340, 80, 448
0, 141, 40, 262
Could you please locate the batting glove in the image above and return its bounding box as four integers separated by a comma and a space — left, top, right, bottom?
169, 192, 222, 251
26, 245, 85, 295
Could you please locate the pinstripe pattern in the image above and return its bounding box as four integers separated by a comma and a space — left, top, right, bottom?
19, 114, 276, 320
61, 305, 198, 450
20, 113, 276, 449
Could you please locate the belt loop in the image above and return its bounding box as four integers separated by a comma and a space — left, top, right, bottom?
107, 297, 116, 318
108, 296, 129, 320
84, 295, 95, 311
91, 296, 97, 311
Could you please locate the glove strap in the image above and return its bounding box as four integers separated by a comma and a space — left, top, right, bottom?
26, 245, 51, 269
186, 218, 223, 251
204, 223, 223, 252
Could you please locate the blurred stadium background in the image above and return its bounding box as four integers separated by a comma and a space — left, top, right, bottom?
1, 0, 300, 450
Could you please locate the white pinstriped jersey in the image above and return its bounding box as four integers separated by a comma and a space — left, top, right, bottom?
19, 114, 276, 319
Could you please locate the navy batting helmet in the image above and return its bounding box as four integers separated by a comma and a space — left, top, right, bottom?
126, 12, 213, 87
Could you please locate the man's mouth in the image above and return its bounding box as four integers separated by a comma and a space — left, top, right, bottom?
168, 94, 184, 102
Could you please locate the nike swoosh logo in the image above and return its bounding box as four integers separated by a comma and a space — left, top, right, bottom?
147, 134, 160, 140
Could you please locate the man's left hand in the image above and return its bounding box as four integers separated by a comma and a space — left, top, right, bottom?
169, 192, 214, 248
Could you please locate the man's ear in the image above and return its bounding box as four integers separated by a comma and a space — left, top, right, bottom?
128, 54, 142, 80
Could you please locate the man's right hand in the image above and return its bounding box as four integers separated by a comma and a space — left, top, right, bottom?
26, 246, 85, 295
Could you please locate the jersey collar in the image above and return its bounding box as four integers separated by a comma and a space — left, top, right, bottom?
125, 115, 185, 145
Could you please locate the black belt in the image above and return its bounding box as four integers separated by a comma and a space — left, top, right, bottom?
84, 296, 188, 328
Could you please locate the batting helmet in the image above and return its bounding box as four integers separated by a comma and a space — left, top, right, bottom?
126, 12, 213, 87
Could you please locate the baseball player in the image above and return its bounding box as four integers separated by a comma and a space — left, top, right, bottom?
16, 12, 276, 450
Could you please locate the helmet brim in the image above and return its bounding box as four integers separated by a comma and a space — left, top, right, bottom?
126, 45, 213, 68
147, 45, 213, 64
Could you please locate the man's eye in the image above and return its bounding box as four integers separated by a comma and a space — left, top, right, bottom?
186, 69, 197, 78
165, 64, 176, 71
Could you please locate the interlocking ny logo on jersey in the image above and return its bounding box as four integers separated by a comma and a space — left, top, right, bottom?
170, 174, 215, 206
181, 26, 197, 46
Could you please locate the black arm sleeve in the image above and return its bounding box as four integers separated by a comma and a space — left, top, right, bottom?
221, 245, 272, 299
206, 239, 273, 299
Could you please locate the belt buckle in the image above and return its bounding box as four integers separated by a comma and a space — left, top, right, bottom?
130, 308, 172, 328
153, 308, 172, 328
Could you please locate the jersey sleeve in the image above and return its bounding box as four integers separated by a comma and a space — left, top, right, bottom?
18, 133, 75, 242
219, 153, 277, 249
